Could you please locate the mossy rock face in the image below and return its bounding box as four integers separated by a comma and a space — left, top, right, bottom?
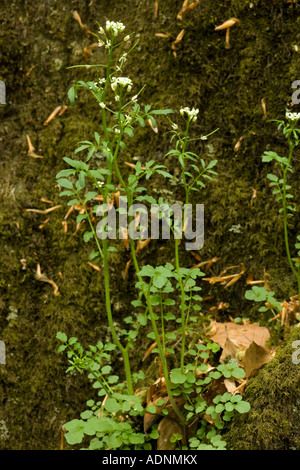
223, 327, 300, 450
0, 0, 300, 449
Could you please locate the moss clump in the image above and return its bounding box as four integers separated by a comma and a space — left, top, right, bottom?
223, 327, 300, 450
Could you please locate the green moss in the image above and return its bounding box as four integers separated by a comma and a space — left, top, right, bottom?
223, 327, 300, 450
0, 0, 299, 449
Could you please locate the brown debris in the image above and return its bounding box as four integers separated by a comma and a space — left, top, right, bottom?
26, 135, 44, 159
177, 0, 199, 21
261, 97, 267, 117
214, 18, 240, 49
73, 10, 93, 35
172, 29, 185, 58
36, 263, 60, 296
202, 263, 246, 287
25, 205, 61, 215
155, 0, 159, 18
206, 320, 275, 377
44, 106, 62, 125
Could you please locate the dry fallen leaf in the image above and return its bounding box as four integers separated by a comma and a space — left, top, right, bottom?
157, 417, 184, 450
207, 321, 270, 352
207, 320, 274, 377
144, 396, 169, 434
241, 341, 274, 378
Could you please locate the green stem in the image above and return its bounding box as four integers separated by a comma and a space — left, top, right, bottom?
113, 156, 186, 425
102, 237, 133, 395
282, 140, 300, 298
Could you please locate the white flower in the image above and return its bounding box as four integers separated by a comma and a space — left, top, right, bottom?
97, 181, 104, 188
111, 76, 133, 92
171, 123, 178, 130
286, 111, 300, 120
115, 95, 120, 101
180, 107, 199, 121
131, 95, 138, 102
115, 128, 120, 134
105, 21, 125, 36
98, 27, 105, 35
124, 35, 130, 42
99, 102, 106, 108
119, 53, 127, 63
98, 39, 104, 47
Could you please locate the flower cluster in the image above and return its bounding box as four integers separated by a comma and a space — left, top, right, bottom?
286, 111, 300, 121
99, 21, 125, 37
180, 107, 199, 122
111, 76, 133, 93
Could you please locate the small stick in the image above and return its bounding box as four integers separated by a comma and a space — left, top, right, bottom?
44, 106, 62, 126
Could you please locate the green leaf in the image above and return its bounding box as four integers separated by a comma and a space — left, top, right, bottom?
56, 332, 67, 343
64, 156, 89, 171
83, 231, 93, 243
101, 365, 112, 375
68, 86, 76, 106
80, 410, 93, 420
170, 368, 186, 384
146, 404, 157, 414
231, 367, 246, 379
165, 332, 177, 340
63, 419, 85, 445
266, 173, 279, 182
235, 401, 251, 414
57, 178, 74, 190
85, 191, 98, 202
56, 169, 77, 178
104, 398, 121, 414
137, 314, 148, 326
151, 109, 174, 115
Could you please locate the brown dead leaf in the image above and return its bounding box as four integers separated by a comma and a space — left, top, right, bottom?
220, 335, 241, 362
144, 396, 169, 434
207, 321, 270, 353
207, 321, 274, 377
223, 378, 237, 393
241, 341, 273, 378
157, 417, 184, 450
